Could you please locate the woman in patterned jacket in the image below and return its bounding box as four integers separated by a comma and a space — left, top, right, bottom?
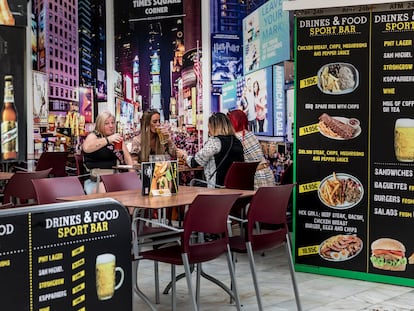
227, 109, 275, 189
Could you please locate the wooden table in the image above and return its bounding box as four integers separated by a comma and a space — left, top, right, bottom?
59, 185, 250, 209
59, 185, 254, 311
0, 172, 14, 180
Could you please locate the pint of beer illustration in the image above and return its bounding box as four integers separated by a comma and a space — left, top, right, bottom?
395, 118, 414, 162
95, 253, 124, 300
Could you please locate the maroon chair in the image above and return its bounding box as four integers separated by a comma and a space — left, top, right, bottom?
229, 184, 301, 311
72, 153, 90, 185
32, 176, 85, 204
223, 161, 259, 190
139, 193, 242, 311
2, 168, 52, 206
224, 161, 259, 219
35, 151, 69, 177
100, 172, 141, 192
100, 171, 165, 304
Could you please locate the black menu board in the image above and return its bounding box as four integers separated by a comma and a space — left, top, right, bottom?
295, 3, 414, 286
0, 199, 132, 310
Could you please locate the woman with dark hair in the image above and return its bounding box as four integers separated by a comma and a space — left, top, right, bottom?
177, 112, 244, 188
131, 109, 177, 163
227, 109, 275, 189
82, 110, 133, 193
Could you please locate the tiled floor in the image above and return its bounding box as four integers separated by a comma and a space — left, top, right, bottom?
132, 244, 414, 311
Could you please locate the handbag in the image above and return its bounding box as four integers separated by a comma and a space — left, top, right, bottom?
190, 136, 234, 188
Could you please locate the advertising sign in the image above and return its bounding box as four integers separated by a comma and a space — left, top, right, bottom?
245, 67, 274, 136
0, 25, 26, 162
211, 33, 242, 87
0, 0, 27, 26
220, 79, 238, 111
0, 199, 132, 310
295, 3, 414, 286
128, 0, 183, 21
273, 64, 285, 137
242, 0, 290, 75
33, 71, 48, 125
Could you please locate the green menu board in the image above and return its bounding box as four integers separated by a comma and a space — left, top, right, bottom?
0, 198, 132, 310
295, 3, 414, 286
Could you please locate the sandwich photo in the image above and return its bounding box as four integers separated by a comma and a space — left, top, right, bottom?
370, 238, 407, 271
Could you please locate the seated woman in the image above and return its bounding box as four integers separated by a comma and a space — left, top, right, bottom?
82, 110, 133, 194
177, 112, 244, 188
131, 109, 177, 163
227, 109, 275, 189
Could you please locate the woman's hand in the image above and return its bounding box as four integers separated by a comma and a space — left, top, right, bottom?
108, 133, 123, 144
176, 149, 188, 163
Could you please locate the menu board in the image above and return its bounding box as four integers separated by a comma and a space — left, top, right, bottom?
295, 3, 414, 286
141, 160, 179, 196
0, 199, 132, 310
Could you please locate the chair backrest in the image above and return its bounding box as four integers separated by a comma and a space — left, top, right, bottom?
2, 168, 53, 205
223, 161, 259, 190
32, 176, 85, 204
35, 152, 69, 177
279, 163, 293, 185
182, 193, 240, 262
100, 172, 141, 192
247, 184, 295, 251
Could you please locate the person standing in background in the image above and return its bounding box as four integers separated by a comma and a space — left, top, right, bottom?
82, 110, 133, 194
245, 77, 257, 132
227, 109, 275, 189
253, 80, 267, 132
131, 109, 177, 163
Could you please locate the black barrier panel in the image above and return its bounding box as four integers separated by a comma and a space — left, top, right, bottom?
0, 198, 132, 311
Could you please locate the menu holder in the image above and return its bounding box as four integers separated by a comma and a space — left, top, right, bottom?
141, 160, 179, 196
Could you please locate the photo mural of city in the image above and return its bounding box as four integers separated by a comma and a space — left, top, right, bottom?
3, 0, 268, 156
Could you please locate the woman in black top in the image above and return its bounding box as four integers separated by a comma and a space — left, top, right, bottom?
82, 110, 133, 193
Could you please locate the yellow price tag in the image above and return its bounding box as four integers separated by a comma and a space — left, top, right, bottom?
299, 124, 319, 136
298, 245, 319, 256
299, 182, 320, 193
300, 76, 318, 88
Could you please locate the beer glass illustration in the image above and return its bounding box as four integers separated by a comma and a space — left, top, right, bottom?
95, 253, 124, 300
395, 118, 414, 162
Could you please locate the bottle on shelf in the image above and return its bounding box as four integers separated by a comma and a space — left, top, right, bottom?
1, 75, 18, 161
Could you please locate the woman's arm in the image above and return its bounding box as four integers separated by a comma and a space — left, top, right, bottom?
122, 143, 133, 166
190, 137, 220, 167
83, 132, 122, 153
166, 137, 177, 158
130, 135, 141, 155
82, 132, 109, 153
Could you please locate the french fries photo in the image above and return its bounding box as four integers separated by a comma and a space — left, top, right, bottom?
320, 172, 344, 206
318, 172, 363, 208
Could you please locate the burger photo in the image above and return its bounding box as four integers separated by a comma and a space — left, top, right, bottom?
370, 238, 407, 271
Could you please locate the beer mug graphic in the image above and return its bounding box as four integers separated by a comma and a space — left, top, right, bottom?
395, 118, 414, 162
95, 253, 124, 300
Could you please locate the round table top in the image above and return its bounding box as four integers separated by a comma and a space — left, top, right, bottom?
0, 172, 14, 180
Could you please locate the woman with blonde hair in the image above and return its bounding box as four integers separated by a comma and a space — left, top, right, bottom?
131, 109, 177, 162
227, 109, 275, 189
82, 110, 133, 193
177, 112, 244, 187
